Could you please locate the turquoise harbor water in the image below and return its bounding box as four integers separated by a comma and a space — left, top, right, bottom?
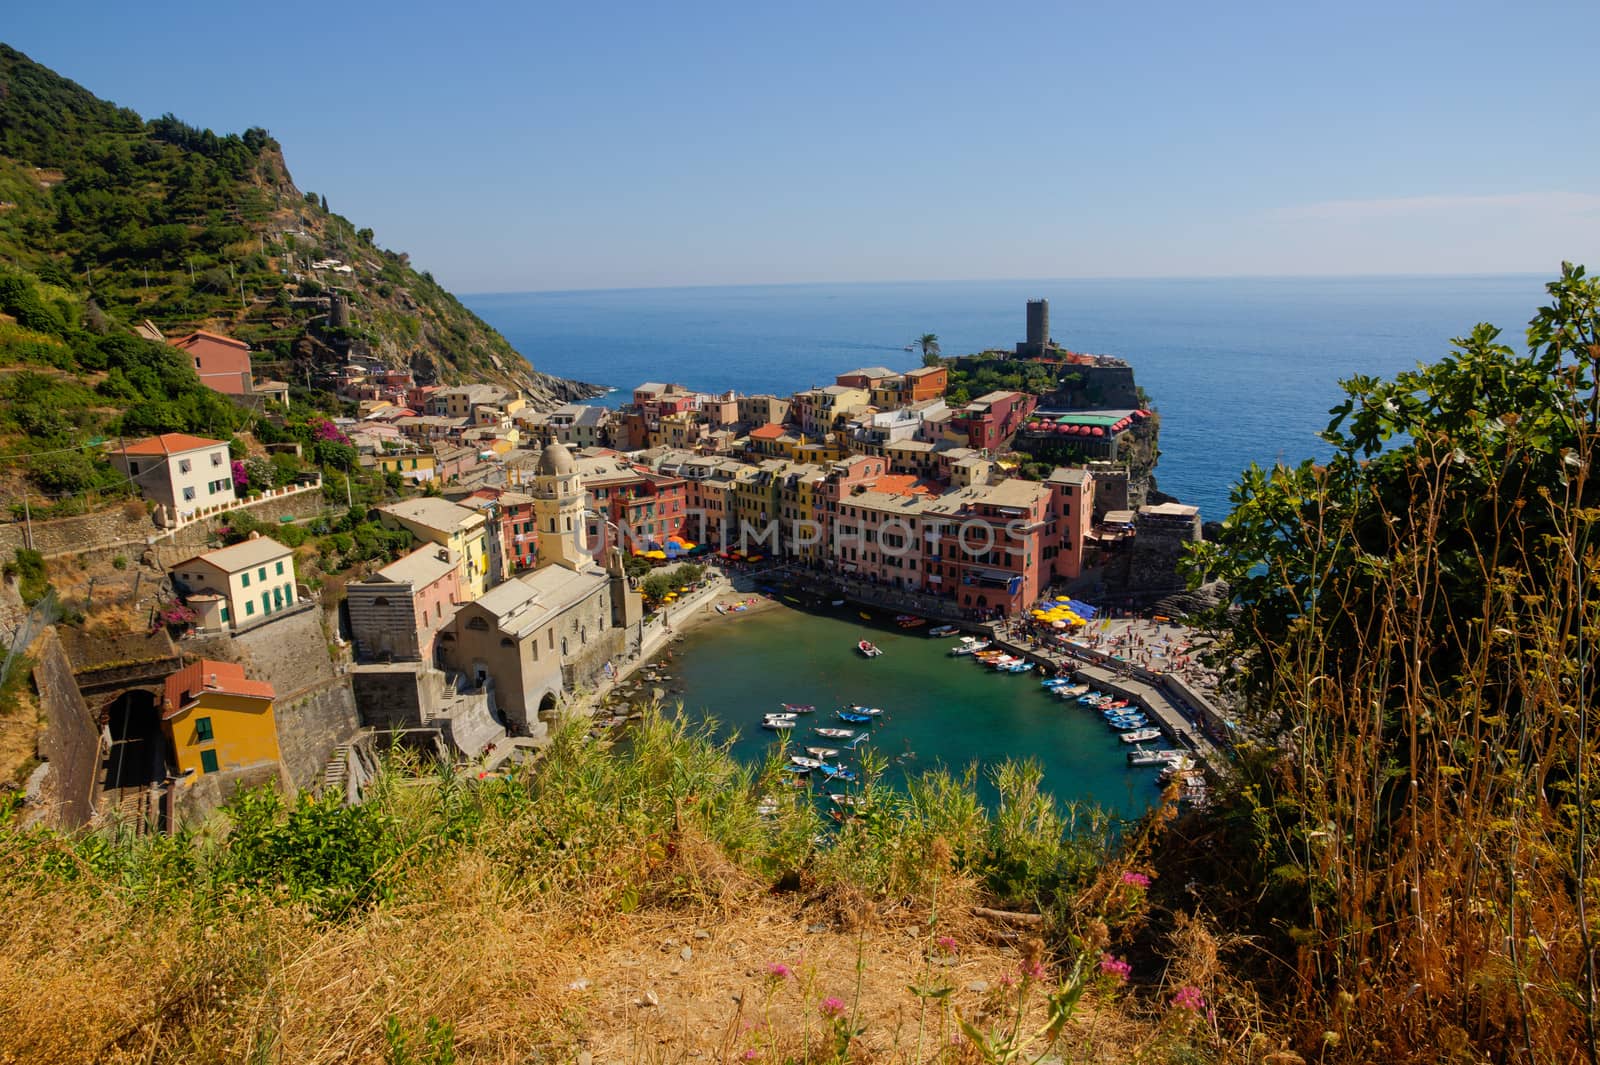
471, 275, 1552, 807
469, 275, 1548, 521
665, 604, 1156, 819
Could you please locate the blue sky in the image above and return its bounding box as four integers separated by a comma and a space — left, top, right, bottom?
7, 1, 1598, 291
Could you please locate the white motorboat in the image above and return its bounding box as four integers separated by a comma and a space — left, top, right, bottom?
1120, 728, 1163, 744
805, 747, 840, 758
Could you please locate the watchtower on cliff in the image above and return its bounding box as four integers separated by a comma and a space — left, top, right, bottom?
1016, 299, 1051, 357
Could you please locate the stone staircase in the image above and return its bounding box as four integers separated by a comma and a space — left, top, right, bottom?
321, 744, 351, 797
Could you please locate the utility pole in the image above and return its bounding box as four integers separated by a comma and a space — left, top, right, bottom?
21, 489, 33, 551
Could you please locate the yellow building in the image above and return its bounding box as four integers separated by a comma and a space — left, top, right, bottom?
162, 659, 280, 779
377, 497, 491, 600
368, 449, 438, 479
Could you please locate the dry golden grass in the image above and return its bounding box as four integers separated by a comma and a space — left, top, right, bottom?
0, 826, 1168, 1065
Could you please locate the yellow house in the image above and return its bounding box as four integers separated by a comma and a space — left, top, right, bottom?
369, 449, 438, 479
162, 659, 280, 779
378, 497, 490, 600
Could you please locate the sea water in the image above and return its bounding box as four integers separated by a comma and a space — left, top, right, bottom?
468, 274, 1548, 520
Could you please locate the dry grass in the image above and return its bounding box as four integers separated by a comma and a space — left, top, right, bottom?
0, 828, 1161, 1065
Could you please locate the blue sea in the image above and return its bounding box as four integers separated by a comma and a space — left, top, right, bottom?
466, 276, 1550, 521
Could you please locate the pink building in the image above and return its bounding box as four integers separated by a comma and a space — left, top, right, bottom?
170, 331, 252, 396
952, 390, 1037, 452
1045, 467, 1095, 581
346, 545, 462, 662
832, 489, 930, 591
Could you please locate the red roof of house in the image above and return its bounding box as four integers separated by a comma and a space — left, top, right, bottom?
871, 474, 935, 496
170, 329, 249, 352
113, 433, 226, 457
162, 659, 275, 720
749, 423, 786, 441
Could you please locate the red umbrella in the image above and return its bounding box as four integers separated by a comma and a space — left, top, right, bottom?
1091, 427, 1105, 436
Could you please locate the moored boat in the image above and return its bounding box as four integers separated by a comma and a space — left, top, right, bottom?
950, 641, 991, 656
805, 747, 840, 759
857, 640, 883, 658
781, 703, 816, 714
1127, 747, 1169, 766
928, 624, 959, 638
1120, 728, 1163, 744
789, 755, 824, 770
762, 718, 796, 731
814, 727, 856, 739
845, 705, 883, 717
837, 710, 874, 724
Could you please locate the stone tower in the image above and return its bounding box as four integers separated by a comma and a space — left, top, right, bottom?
1017, 299, 1050, 357
532, 440, 590, 571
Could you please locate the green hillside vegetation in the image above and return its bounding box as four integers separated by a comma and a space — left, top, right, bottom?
0, 45, 596, 495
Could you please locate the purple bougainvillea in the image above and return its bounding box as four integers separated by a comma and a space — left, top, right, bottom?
311, 418, 350, 445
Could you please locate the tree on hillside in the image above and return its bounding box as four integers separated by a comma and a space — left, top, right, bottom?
1174, 263, 1600, 1060
918, 333, 941, 364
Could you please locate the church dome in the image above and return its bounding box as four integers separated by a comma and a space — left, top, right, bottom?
537, 440, 576, 476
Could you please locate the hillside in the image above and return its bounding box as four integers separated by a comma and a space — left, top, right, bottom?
0, 43, 601, 410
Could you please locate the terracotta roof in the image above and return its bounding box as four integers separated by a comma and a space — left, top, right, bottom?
749, 423, 786, 441
162, 659, 274, 720
113, 432, 226, 457
870, 474, 935, 496
170, 329, 249, 351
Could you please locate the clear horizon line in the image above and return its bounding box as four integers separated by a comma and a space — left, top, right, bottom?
462, 269, 1556, 300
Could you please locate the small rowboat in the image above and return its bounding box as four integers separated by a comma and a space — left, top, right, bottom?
837, 710, 874, 724
857, 640, 884, 658
790, 755, 824, 770
819, 763, 857, 782
781, 703, 816, 714
928, 624, 959, 637
845, 705, 883, 717
805, 747, 840, 758
814, 727, 856, 739
762, 718, 796, 731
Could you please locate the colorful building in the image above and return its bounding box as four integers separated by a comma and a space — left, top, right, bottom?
346, 545, 462, 662
377, 498, 490, 600
172, 536, 298, 631
951, 390, 1038, 452
162, 659, 279, 779
108, 433, 235, 518
169, 330, 252, 396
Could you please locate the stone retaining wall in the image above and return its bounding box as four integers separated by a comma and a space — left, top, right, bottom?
28, 628, 100, 828
0, 486, 334, 564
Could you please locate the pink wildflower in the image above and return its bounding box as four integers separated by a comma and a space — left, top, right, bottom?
819, 996, 847, 1020
937, 936, 958, 952
1099, 955, 1132, 983
997, 973, 1017, 989
1171, 986, 1205, 1012
740, 1051, 759, 1062
765, 962, 792, 981
1120, 871, 1151, 889
1021, 958, 1047, 981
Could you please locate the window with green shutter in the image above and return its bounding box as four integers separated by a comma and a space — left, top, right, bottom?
242, 571, 251, 588
194, 717, 213, 742
276, 561, 284, 575
199, 749, 219, 774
